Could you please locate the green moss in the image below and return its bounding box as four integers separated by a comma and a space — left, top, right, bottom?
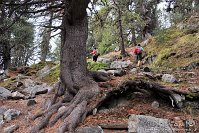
26, 61, 56, 76
87, 61, 109, 71
146, 27, 199, 69
0, 78, 17, 90
42, 64, 60, 84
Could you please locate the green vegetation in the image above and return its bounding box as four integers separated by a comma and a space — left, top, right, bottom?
146, 26, 199, 69
26, 61, 56, 76
87, 61, 109, 71
42, 64, 60, 84
0, 78, 17, 91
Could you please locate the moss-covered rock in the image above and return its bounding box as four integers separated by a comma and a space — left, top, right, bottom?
41, 64, 60, 84
25, 61, 57, 76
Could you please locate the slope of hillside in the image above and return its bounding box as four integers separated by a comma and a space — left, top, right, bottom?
144, 17, 199, 69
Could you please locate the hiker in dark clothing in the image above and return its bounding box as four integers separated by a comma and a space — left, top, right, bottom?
133, 44, 144, 67
92, 47, 99, 62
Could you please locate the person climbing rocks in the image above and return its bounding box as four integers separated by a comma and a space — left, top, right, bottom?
92, 47, 99, 62
133, 44, 144, 67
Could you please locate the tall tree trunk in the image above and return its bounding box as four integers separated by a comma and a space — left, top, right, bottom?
130, 28, 136, 46
113, 0, 126, 56
40, 12, 53, 62
118, 10, 126, 56
0, 38, 11, 70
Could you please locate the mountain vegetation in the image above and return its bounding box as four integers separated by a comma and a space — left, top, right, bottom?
0, 0, 199, 133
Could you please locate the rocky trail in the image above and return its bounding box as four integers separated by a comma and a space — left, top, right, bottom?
0, 60, 199, 133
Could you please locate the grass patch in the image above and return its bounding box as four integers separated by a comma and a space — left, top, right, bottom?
87, 61, 109, 71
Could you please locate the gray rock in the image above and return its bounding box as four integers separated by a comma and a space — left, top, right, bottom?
151, 101, 159, 109
97, 69, 107, 73
27, 99, 37, 106
162, 74, 177, 83
110, 60, 131, 69
113, 69, 126, 76
130, 68, 138, 74
97, 58, 112, 64
106, 70, 115, 75
0, 87, 12, 99
4, 109, 20, 121
23, 79, 35, 88
76, 126, 103, 133
36, 65, 51, 78
128, 115, 173, 133
11, 91, 25, 100
23, 84, 48, 95
37, 65, 58, 79
3, 124, 19, 133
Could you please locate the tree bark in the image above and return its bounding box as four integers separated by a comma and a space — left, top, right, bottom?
130, 28, 136, 46
113, 0, 126, 56
30, 0, 100, 132
40, 11, 53, 62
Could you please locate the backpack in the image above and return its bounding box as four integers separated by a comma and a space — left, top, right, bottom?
134, 47, 141, 54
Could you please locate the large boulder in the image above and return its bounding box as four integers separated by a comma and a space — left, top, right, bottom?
128, 115, 173, 133
162, 74, 177, 83
37, 65, 58, 79
23, 84, 49, 96
97, 58, 112, 65
36, 65, 51, 78
0, 87, 12, 99
110, 60, 131, 69
22, 79, 51, 96
76, 126, 103, 133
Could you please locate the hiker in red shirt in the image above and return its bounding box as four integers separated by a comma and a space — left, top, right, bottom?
92, 47, 99, 62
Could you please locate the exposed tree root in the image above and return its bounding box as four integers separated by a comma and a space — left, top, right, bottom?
58, 101, 87, 133
30, 82, 99, 133
30, 79, 198, 132
86, 79, 196, 114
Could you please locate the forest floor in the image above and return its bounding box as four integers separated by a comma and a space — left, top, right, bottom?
0, 65, 199, 133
